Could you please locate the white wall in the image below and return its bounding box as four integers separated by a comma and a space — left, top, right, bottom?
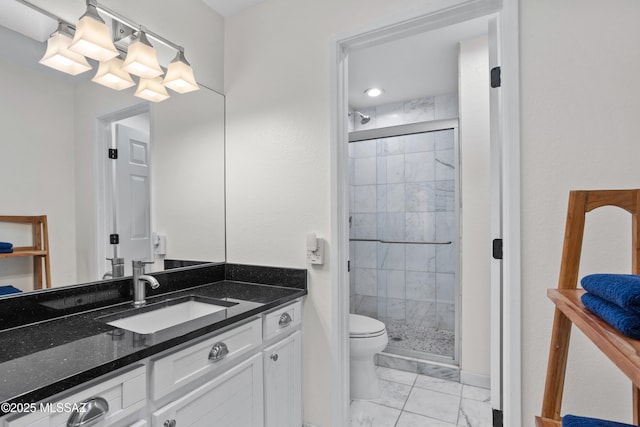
224, 0, 468, 425
0, 57, 77, 290
459, 35, 491, 382
520, 0, 640, 424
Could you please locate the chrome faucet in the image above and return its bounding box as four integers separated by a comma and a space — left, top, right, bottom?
132, 260, 160, 308
103, 257, 125, 280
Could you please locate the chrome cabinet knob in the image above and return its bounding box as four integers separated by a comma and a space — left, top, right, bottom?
270, 353, 279, 362
164, 420, 176, 427
67, 396, 109, 427
279, 312, 292, 327
208, 342, 229, 362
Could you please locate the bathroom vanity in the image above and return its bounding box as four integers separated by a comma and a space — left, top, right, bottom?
0, 263, 306, 427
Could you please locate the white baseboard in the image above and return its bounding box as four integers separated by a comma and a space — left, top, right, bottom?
460, 370, 490, 389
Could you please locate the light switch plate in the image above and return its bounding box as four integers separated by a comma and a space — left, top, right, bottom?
307, 238, 324, 264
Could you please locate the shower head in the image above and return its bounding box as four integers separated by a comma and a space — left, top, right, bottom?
350, 110, 371, 125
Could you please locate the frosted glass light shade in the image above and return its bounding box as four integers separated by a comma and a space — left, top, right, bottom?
135, 77, 170, 102
122, 34, 163, 79
163, 56, 199, 94
92, 57, 135, 90
39, 31, 92, 75
69, 16, 118, 62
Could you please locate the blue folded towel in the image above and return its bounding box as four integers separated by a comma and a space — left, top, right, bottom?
0, 242, 12, 249
0, 286, 21, 296
0, 248, 13, 254
581, 292, 640, 339
563, 414, 636, 427
581, 274, 640, 313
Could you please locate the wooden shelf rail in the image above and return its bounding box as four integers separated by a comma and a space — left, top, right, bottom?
539, 189, 640, 426
0, 215, 51, 290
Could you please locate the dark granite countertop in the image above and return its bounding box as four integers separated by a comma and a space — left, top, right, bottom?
0, 263, 307, 415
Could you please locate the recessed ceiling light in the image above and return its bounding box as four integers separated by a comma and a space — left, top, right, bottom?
364, 87, 383, 97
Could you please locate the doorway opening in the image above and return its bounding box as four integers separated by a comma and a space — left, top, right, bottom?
96, 103, 152, 279
331, 1, 522, 426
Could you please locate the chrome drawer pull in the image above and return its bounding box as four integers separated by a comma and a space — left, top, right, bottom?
208, 342, 229, 362
67, 396, 109, 427
164, 420, 176, 427
270, 353, 279, 362
279, 312, 292, 327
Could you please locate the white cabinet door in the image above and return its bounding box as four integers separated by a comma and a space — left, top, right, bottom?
152, 353, 263, 427
263, 331, 301, 427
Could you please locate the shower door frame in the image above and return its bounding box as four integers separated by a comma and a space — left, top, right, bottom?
349, 119, 461, 366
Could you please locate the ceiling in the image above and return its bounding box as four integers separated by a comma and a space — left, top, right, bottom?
348, 16, 490, 110
201, 0, 266, 17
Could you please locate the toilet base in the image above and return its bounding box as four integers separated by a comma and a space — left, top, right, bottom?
350, 359, 381, 400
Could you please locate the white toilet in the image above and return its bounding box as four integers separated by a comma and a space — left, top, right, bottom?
349, 313, 388, 400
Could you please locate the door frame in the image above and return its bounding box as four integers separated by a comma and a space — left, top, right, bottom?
329, 0, 522, 425
95, 103, 151, 279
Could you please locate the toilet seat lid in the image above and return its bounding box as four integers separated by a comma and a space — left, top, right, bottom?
349, 314, 386, 337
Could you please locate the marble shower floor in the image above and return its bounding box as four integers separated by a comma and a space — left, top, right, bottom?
351, 367, 491, 427
384, 320, 455, 358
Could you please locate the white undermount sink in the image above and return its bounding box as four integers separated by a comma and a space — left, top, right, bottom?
106, 300, 230, 334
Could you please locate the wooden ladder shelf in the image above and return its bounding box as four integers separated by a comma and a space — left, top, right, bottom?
537, 190, 640, 427
0, 215, 51, 290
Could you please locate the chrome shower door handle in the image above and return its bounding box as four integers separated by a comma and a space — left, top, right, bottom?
278, 312, 292, 327
208, 342, 229, 362
66, 396, 109, 427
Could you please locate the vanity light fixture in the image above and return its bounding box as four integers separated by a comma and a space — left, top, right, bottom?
364, 87, 383, 97
92, 56, 135, 90
68, 0, 119, 62
122, 28, 163, 79
39, 21, 92, 76
17, 0, 200, 103
163, 49, 200, 94
135, 76, 170, 102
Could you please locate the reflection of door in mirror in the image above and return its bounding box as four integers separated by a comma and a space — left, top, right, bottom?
102, 118, 153, 278
114, 123, 152, 277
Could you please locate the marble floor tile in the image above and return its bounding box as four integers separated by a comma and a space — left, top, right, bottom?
350, 367, 491, 427
350, 400, 401, 427
403, 387, 461, 424
376, 366, 418, 386
457, 398, 492, 427
414, 375, 462, 396
396, 411, 457, 427
372, 379, 412, 409
461, 384, 491, 403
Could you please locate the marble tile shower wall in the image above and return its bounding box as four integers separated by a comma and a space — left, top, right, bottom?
349, 94, 458, 333
348, 93, 458, 132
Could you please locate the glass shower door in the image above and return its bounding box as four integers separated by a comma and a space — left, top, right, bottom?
349, 125, 459, 362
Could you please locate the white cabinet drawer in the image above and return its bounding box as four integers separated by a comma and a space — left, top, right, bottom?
150, 318, 262, 400
3, 366, 146, 427
262, 301, 301, 341
151, 353, 263, 427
